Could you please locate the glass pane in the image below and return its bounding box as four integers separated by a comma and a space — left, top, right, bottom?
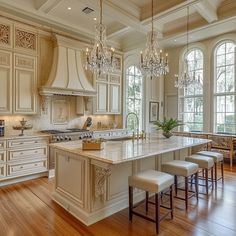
194, 113, 203, 123
186, 51, 194, 61
216, 68, 225, 93
216, 124, 225, 132
127, 98, 134, 113
216, 96, 225, 112
226, 42, 235, 54
128, 75, 134, 87
184, 98, 194, 112
225, 113, 234, 124
195, 50, 203, 60
217, 43, 225, 56
135, 67, 142, 76
190, 123, 203, 132
195, 97, 203, 112
127, 66, 135, 75
217, 113, 225, 124
226, 95, 234, 112
216, 55, 225, 67
184, 113, 194, 122
226, 53, 234, 65
195, 59, 203, 70
225, 65, 234, 92
225, 124, 235, 133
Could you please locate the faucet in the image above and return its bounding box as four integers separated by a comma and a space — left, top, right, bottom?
125, 112, 139, 139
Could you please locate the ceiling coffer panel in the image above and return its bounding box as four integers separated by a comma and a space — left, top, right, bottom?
40, 34, 96, 97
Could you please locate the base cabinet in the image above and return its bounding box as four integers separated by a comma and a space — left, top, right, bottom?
0, 136, 48, 186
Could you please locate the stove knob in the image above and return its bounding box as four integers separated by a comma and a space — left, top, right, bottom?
65, 136, 69, 141
79, 136, 82, 139
60, 136, 64, 141
69, 137, 72, 141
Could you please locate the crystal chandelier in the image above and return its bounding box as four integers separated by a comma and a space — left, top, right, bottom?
84, 0, 115, 75
140, 0, 169, 78
174, 6, 199, 88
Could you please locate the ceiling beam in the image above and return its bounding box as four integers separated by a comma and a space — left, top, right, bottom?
37, 0, 63, 13
194, 0, 218, 23
107, 26, 131, 39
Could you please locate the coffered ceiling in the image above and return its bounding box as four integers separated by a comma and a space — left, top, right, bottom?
0, 0, 235, 51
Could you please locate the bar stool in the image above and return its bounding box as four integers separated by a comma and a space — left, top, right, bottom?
196, 151, 224, 187
162, 160, 199, 210
128, 170, 174, 234
185, 154, 214, 196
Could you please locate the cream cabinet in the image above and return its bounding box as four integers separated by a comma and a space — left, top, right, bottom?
0, 136, 48, 185
94, 73, 121, 114
13, 53, 37, 114
0, 50, 12, 114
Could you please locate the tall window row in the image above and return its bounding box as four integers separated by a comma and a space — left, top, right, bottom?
179, 41, 236, 133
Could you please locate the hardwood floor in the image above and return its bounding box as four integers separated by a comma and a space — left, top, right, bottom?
0, 165, 236, 236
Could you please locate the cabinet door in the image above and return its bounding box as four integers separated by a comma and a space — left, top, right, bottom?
109, 84, 121, 114
95, 82, 108, 113
0, 50, 12, 114
13, 54, 37, 114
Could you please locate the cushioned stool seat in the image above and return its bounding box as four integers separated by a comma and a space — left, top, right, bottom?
128, 170, 174, 234
162, 160, 198, 177
162, 160, 199, 209
186, 155, 214, 169
186, 154, 214, 196
196, 151, 224, 187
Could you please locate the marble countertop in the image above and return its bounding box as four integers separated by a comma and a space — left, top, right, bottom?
50, 135, 211, 164
0, 132, 50, 140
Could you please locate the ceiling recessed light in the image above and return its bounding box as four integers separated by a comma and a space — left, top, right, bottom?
93, 17, 97, 21
67, 7, 71, 10
174, 39, 177, 42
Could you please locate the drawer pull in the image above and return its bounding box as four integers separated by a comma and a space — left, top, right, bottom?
20, 152, 24, 155
19, 142, 23, 145
20, 166, 23, 169
35, 151, 38, 153
34, 141, 38, 143
34, 164, 38, 166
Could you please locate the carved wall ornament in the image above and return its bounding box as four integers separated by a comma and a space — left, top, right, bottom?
15, 29, 36, 51
0, 24, 10, 46
15, 55, 34, 69
0, 51, 10, 66
94, 166, 111, 200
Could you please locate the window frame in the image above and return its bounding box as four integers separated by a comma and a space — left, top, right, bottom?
178, 47, 204, 132
213, 40, 236, 134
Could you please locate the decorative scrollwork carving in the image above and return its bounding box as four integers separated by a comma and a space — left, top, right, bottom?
94, 166, 111, 200
15, 29, 36, 50
0, 24, 10, 45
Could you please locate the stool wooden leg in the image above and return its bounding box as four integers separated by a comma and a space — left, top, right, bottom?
155, 193, 160, 234
174, 175, 178, 196
211, 167, 214, 190
205, 169, 208, 196
170, 185, 174, 219
195, 172, 199, 201
185, 176, 188, 210
221, 161, 224, 184
129, 186, 133, 221
214, 162, 217, 188
145, 191, 149, 213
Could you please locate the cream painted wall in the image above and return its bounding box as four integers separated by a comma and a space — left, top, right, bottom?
164, 32, 236, 132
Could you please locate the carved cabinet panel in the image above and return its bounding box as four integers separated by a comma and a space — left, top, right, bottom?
0, 20, 12, 48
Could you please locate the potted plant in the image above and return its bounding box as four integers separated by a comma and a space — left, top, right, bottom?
155, 117, 183, 138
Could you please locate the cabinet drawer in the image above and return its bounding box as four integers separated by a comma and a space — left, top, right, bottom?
0, 164, 6, 178
0, 150, 6, 162
0, 140, 6, 149
8, 138, 48, 148
8, 147, 47, 161
7, 159, 47, 176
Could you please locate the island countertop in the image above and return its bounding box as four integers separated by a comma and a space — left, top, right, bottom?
50, 135, 211, 164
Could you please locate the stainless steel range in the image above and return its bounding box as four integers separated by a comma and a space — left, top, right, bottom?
41, 128, 93, 143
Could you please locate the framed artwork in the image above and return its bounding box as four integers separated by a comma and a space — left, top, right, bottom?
51, 99, 70, 124
149, 102, 159, 122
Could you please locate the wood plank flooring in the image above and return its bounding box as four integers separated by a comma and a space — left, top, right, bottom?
0, 164, 236, 236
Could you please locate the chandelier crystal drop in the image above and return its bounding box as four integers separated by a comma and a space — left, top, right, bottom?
174, 6, 199, 88
84, 0, 115, 75
140, 0, 169, 78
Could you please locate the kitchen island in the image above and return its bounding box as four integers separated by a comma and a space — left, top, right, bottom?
51, 135, 210, 225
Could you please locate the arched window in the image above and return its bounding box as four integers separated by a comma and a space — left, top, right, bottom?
214, 41, 235, 133
179, 48, 204, 131
125, 65, 143, 130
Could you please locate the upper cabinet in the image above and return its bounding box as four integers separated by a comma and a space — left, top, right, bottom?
0, 18, 38, 115
93, 54, 122, 115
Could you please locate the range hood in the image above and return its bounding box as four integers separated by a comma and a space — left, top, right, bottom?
40, 34, 96, 97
